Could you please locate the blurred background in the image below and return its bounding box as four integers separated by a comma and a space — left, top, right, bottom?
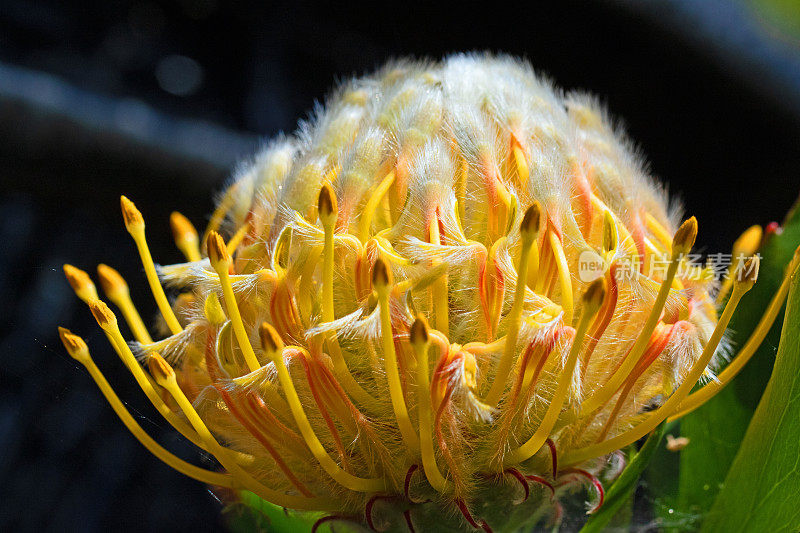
1, 0, 799, 531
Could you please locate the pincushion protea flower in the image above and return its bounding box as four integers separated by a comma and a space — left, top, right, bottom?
58, 54, 799, 532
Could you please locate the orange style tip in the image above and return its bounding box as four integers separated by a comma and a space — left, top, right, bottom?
371, 257, 392, 289
672, 216, 698, 256
203, 293, 227, 325
734, 255, 760, 289
147, 353, 176, 386
63, 264, 94, 292
58, 327, 89, 361
170, 211, 198, 241
258, 322, 284, 354
89, 299, 117, 328
206, 231, 231, 270
581, 277, 606, 316
120, 195, 144, 231
520, 201, 541, 240
732, 225, 763, 256
317, 183, 338, 222
96, 264, 128, 296
409, 314, 430, 347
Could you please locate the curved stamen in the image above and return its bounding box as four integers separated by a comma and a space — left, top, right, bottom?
505, 278, 606, 465
120, 196, 182, 335
404, 465, 417, 500
670, 247, 799, 420
97, 264, 153, 344
259, 323, 387, 493
359, 170, 396, 242
148, 352, 336, 511
293, 350, 350, 471
58, 328, 234, 488
580, 217, 697, 416
549, 231, 573, 325
562, 256, 758, 465
580, 266, 618, 381
319, 184, 379, 409
374, 258, 420, 453
207, 231, 260, 373
204, 330, 313, 497
87, 299, 246, 463
410, 315, 450, 493
596, 323, 677, 442
484, 203, 541, 407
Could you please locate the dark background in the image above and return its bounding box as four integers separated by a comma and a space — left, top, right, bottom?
2, 0, 799, 531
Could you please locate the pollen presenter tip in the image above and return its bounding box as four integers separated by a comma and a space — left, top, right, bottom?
602, 210, 617, 253
582, 277, 607, 316
672, 216, 698, 256
735, 255, 760, 291
170, 211, 198, 241
96, 264, 128, 296
147, 353, 176, 386
206, 231, 231, 271
409, 314, 430, 347
58, 327, 89, 361
120, 195, 144, 232
259, 322, 284, 356
63, 264, 98, 302
371, 257, 392, 289
89, 299, 117, 328
520, 201, 541, 240
317, 182, 338, 224
733, 225, 763, 257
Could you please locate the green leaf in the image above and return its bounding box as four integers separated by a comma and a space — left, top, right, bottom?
648, 196, 800, 527
579, 422, 666, 533
701, 253, 800, 532
226, 491, 359, 533
643, 421, 684, 529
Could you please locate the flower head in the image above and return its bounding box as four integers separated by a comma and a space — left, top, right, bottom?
59, 54, 781, 531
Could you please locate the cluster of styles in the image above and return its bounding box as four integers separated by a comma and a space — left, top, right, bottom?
61, 55, 793, 532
